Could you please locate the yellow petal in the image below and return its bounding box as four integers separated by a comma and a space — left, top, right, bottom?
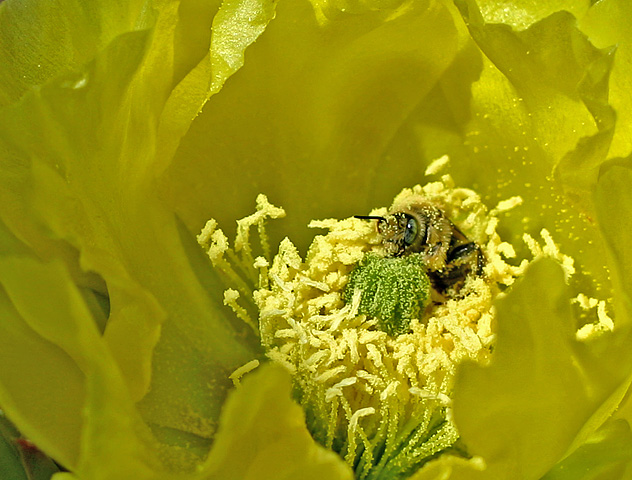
198, 363, 353, 480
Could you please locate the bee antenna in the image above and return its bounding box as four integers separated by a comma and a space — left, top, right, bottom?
354, 215, 386, 222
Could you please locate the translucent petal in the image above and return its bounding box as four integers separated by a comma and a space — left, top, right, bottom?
542, 418, 632, 480
453, 258, 632, 479
0, 253, 159, 477
0, 0, 277, 474
470, 0, 590, 31
160, 0, 461, 252
580, 0, 632, 159
0, 0, 149, 106
197, 364, 353, 480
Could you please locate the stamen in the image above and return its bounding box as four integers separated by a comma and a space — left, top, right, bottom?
424, 154, 450, 176
223, 289, 257, 333
228, 359, 260, 386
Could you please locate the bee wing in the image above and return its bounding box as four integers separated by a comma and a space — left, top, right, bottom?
448, 220, 470, 245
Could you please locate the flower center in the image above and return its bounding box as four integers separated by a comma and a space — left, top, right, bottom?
251, 177, 509, 478
198, 164, 611, 478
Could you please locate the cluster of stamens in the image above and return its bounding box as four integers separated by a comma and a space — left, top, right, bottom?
197, 163, 613, 479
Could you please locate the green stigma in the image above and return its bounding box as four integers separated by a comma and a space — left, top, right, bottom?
344, 253, 431, 336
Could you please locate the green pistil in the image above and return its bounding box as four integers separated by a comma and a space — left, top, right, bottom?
344, 253, 431, 336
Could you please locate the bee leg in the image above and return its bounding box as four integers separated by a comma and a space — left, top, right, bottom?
431, 243, 485, 293
447, 242, 486, 275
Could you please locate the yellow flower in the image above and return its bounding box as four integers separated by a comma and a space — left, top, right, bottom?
0, 0, 631, 479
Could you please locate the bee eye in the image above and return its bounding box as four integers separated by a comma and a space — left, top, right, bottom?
403, 215, 418, 246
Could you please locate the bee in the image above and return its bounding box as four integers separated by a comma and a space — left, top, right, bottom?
356, 197, 485, 291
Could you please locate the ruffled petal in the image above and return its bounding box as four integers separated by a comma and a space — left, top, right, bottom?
580, 0, 632, 159
160, 0, 462, 251
0, 0, 276, 474
198, 364, 353, 480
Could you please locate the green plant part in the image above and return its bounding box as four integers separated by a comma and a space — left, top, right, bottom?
344, 253, 431, 336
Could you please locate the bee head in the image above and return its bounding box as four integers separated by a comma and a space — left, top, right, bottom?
355, 213, 421, 256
